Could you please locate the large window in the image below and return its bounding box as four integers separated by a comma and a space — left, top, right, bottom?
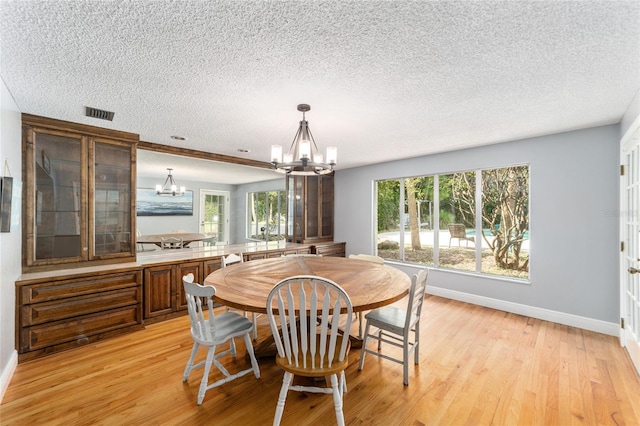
247, 190, 286, 241
376, 165, 529, 279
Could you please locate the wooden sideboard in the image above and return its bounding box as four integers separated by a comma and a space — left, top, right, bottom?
15, 241, 345, 362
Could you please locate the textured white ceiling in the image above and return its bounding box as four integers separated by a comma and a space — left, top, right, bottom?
1, 0, 639, 180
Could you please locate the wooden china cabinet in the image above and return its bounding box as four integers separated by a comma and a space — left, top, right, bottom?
286, 173, 334, 244
21, 114, 138, 272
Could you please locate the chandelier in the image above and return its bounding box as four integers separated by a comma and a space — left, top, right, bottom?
270, 104, 337, 175
155, 168, 185, 196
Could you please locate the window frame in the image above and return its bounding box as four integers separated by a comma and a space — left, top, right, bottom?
375, 163, 530, 282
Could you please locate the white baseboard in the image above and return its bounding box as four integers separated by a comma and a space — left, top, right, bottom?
427, 286, 620, 336
0, 350, 18, 403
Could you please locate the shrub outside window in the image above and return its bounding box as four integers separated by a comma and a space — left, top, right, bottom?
376, 165, 529, 280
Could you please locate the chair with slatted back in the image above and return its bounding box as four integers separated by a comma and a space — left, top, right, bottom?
181, 273, 260, 405
267, 275, 353, 426
221, 253, 259, 341
358, 268, 429, 385
161, 236, 183, 250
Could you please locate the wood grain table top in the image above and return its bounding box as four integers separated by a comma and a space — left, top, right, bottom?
204, 256, 411, 314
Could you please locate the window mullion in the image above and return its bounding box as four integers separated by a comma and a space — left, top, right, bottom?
434, 175, 440, 267
399, 179, 405, 261
475, 170, 482, 272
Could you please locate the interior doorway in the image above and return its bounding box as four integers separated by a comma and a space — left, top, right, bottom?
199, 189, 229, 245
621, 123, 640, 375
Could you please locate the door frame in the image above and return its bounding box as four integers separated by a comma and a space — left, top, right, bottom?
199, 189, 230, 245
620, 113, 640, 375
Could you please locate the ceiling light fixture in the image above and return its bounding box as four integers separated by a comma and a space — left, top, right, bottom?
270, 104, 337, 175
155, 168, 185, 196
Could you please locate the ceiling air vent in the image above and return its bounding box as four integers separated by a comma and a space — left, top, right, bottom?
85, 106, 115, 121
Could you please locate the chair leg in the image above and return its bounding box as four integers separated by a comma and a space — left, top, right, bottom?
252, 312, 258, 341
197, 346, 217, 405
358, 322, 371, 371
330, 374, 345, 426
229, 337, 237, 357
273, 372, 293, 426
414, 323, 420, 364
183, 342, 199, 381
243, 333, 261, 379
403, 337, 410, 386
340, 370, 347, 395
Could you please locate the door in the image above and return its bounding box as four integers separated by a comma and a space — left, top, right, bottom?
621, 124, 640, 375
199, 190, 229, 245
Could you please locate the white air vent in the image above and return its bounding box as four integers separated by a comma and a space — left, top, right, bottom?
85, 106, 114, 121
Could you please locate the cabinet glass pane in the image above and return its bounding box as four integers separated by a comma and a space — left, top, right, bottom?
34, 134, 82, 260
306, 178, 319, 238
321, 176, 333, 237
94, 142, 131, 255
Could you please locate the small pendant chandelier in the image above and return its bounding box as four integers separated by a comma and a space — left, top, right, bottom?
270, 104, 337, 175
155, 168, 185, 196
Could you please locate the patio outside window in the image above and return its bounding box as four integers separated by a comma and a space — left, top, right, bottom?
376, 165, 529, 280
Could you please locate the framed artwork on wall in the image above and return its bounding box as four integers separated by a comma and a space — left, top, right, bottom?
136, 188, 193, 216
1, 176, 14, 232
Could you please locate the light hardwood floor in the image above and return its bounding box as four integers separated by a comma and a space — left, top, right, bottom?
2, 295, 639, 425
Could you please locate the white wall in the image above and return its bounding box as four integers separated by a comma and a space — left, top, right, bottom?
0, 78, 21, 401
335, 125, 620, 329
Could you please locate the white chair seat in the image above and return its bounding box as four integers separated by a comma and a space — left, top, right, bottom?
365, 306, 418, 335
191, 311, 255, 345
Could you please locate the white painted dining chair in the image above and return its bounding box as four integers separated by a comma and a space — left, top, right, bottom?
348, 253, 385, 338
181, 273, 260, 405
221, 253, 259, 341
160, 236, 183, 250
358, 268, 428, 385
267, 275, 353, 426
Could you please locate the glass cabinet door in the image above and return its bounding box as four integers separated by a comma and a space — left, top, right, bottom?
32, 131, 85, 262
91, 139, 133, 258
285, 174, 334, 243
23, 114, 138, 271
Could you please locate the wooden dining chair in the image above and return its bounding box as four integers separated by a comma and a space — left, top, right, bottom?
160, 236, 183, 250
348, 253, 385, 338
358, 268, 428, 385
181, 273, 260, 405
266, 275, 353, 426
221, 253, 259, 341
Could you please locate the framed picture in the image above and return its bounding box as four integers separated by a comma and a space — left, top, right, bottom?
0, 176, 13, 232
136, 188, 193, 216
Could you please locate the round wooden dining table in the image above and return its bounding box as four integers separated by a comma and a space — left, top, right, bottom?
204, 256, 411, 356
204, 255, 411, 314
